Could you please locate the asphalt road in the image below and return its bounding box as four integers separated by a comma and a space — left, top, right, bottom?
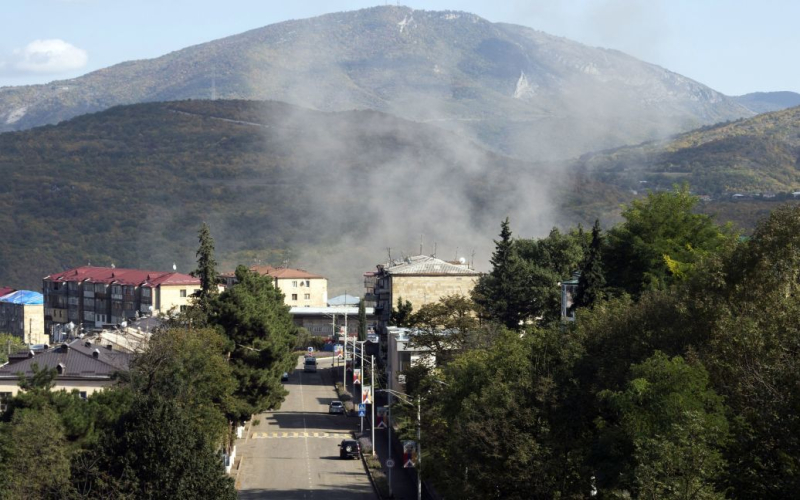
236, 356, 376, 500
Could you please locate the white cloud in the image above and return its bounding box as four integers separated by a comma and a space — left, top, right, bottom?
8, 39, 88, 74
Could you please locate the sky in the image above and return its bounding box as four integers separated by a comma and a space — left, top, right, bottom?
0, 0, 797, 95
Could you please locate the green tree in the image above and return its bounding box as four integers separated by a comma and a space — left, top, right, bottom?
472, 218, 529, 329
408, 294, 481, 361
192, 222, 219, 313
130, 327, 236, 445
390, 296, 413, 327
604, 185, 732, 296
598, 352, 729, 499
515, 226, 587, 321
213, 265, 297, 416
0, 333, 24, 365
357, 297, 367, 342
94, 394, 236, 499
574, 219, 606, 309
0, 406, 75, 499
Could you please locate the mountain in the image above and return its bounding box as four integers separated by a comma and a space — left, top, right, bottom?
733, 91, 800, 114
574, 105, 800, 196
0, 99, 619, 290
0, 6, 752, 160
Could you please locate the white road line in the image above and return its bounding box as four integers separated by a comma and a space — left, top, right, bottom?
300, 361, 314, 498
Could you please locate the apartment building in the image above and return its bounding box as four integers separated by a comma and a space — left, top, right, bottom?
42, 266, 200, 335
0, 290, 46, 345
222, 265, 328, 308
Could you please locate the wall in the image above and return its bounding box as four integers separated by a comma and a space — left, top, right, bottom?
391, 275, 479, 312
278, 277, 328, 308
156, 284, 201, 315
0, 378, 113, 398
0, 303, 45, 344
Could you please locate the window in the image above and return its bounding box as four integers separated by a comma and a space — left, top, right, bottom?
291, 294, 298, 301
304, 294, 310, 300
292, 281, 298, 287
79, 391, 87, 400
180, 289, 187, 298
180, 305, 187, 312
0, 392, 11, 413
141, 287, 151, 298
305, 280, 311, 287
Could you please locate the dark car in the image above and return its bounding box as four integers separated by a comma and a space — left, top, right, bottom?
339, 439, 360, 459
281, 372, 289, 382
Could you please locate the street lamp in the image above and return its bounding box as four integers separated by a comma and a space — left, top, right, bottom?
378, 388, 422, 500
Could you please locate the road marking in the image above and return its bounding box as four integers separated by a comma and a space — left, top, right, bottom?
251, 432, 351, 439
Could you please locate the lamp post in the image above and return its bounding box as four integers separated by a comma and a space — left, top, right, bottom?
379, 388, 422, 500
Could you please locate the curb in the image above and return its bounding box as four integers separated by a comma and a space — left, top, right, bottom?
360, 447, 386, 500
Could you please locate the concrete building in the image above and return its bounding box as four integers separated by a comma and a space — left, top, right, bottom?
385, 326, 436, 393
43, 266, 200, 336
0, 290, 46, 345
290, 306, 376, 338
222, 265, 328, 308
370, 255, 481, 328
0, 338, 131, 409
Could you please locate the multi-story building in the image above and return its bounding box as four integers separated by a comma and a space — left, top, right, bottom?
371, 255, 481, 328
0, 290, 46, 345
221, 265, 328, 308
43, 266, 200, 335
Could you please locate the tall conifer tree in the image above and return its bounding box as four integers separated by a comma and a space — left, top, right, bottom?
193, 222, 219, 312
574, 219, 606, 310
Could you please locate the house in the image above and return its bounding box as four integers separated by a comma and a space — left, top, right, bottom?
0, 290, 46, 345
0, 338, 131, 409
43, 266, 200, 337
371, 255, 481, 330
221, 265, 328, 308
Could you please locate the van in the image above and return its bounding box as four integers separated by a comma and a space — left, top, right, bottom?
304, 356, 317, 373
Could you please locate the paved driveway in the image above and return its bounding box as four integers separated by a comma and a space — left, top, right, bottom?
236, 356, 376, 500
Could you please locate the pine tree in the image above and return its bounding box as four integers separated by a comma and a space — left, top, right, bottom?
391, 296, 413, 327
358, 297, 367, 341
193, 222, 219, 312
472, 218, 527, 329
574, 219, 606, 310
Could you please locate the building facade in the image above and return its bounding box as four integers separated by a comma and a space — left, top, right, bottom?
371, 255, 481, 327
42, 266, 200, 336
222, 265, 328, 308
289, 306, 376, 338
0, 290, 46, 345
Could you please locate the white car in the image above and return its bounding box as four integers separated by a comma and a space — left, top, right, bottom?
329, 401, 345, 415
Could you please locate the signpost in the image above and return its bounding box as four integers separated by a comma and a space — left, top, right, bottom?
358, 403, 366, 417
386, 458, 395, 468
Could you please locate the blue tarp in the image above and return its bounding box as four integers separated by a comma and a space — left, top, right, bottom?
0, 290, 43, 305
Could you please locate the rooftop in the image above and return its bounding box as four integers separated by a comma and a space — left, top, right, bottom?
0, 338, 131, 380
0, 290, 43, 305
44, 266, 199, 287
382, 255, 480, 276
221, 265, 325, 280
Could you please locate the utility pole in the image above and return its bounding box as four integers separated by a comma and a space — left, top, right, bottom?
371, 354, 376, 456
417, 394, 422, 500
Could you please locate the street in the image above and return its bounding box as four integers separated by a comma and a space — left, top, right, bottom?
236, 356, 376, 500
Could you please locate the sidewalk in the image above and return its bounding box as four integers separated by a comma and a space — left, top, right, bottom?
369, 426, 429, 500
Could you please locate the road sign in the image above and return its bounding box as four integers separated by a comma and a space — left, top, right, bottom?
385, 459, 395, 468
358, 403, 366, 417
307, 346, 314, 353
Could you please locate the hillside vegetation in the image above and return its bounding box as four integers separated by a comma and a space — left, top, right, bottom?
0, 6, 752, 160
1, 99, 617, 289
577, 105, 800, 195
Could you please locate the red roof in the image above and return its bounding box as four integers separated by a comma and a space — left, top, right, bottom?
0, 287, 16, 298
44, 266, 199, 287
250, 265, 324, 279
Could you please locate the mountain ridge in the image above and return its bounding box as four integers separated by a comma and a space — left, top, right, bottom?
0, 5, 755, 160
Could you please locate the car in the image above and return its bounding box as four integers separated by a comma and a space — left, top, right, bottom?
329, 400, 344, 415
339, 439, 360, 459
281, 372, 289, 382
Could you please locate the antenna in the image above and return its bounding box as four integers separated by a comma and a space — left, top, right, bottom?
387, 247, 392, 262
419, 234, 423, 256
172, 263, 177, 271
471, 249, 476, 269
433, 242, 437, 258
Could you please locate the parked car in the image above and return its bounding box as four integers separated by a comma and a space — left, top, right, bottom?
281, 372, 289, 382
304, 356, 317, 373
329, 401, 345, 415
339, 439, 360, 459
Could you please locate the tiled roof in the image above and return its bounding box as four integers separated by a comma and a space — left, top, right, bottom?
221, 265, 324, 280
384, 256, 481, 276
0, 339, 131, 380
44, 266, 199, 287
0, 287, 15, 297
